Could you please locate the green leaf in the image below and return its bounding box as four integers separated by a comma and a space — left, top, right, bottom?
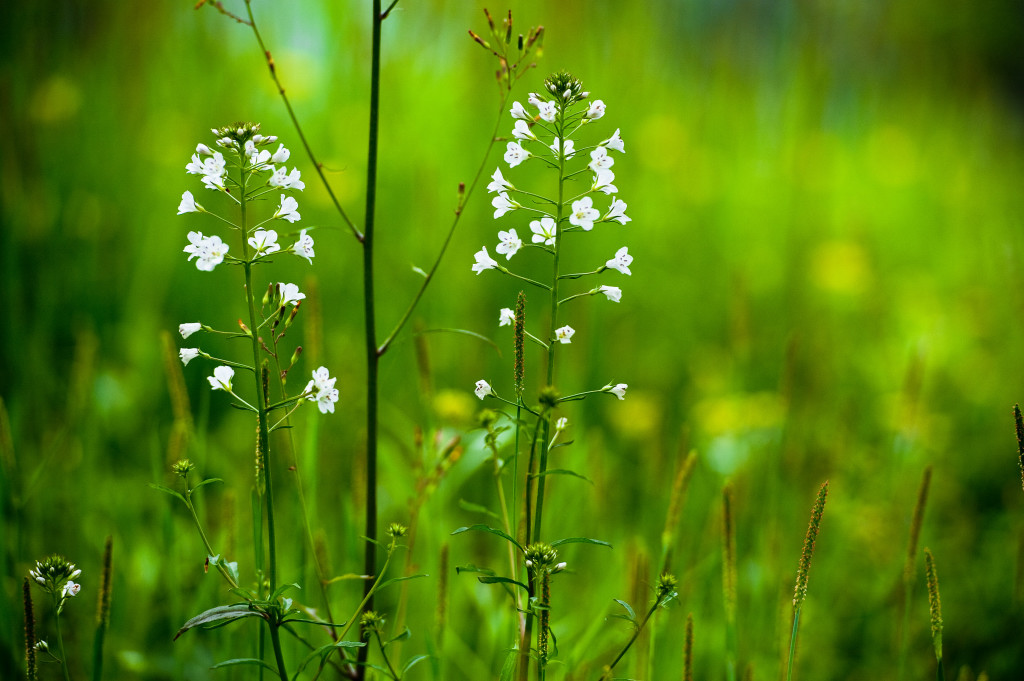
386, 626, 412, 646
292, 639, 366, 680
458, 498, 501, 520
210, 658, 279, 672
455, 564, 495, 577
532, 468, 593, 484
551, 537, 612, 549
192, 477, 223, 491
325, 573, 371, 585
174, 604, 265, 641
147, 483, 185, 504
414, 327, 501, 354
478, 576, 529, 591
451, 524, 524, 553
377, 573, 428, 592
269, 582, 302, 601
613, 598, 636, 622
499, 649, 518, 681
402, 654, 431, 674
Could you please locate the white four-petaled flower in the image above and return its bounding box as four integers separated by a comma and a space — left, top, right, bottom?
292, 229, 315, 263
510, 101, 531, 120
184, 231, 230, 271
472, 246, 498, 274
592, 169, 618, 195
274, 195, 301, 223
504, 141, 530, 168
179, 348, 200, 366
177, 190, 200, 215
608, 383, 628, 400
536, 101, 556, 122
512, 120, 537, 141
499, 308, 516, 326
606, 247, 633, 275
586, 100, 606, 120
487, 168, 513, 194
248, 230, 281, 256
569, 197, 600, 231
530, 217, 556, 245
474, 380, 494, 400
278, 282, 305, 306
496, 229, 523, 260
554, 325, 575, 344
603, 128, 625, 153
549, 137, 575, 160
271, 144, 291, 164
208, 365, 234, 391
598, 285, 622, 302
605, 198, 631, 225
589, 147, 614, 172
62, 581, 81, 598
179, 322, 202, 339
492, 192, 521, 219
269, 166, 305, 191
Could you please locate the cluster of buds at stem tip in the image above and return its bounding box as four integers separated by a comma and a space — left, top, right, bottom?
387, 522, 409, 540
29, 555, 82, 608
656, 573, 679, 603
543, 70, 587, 106
360, 611, 386, 639
524, 543, 566, 574
469, 9, 544, 89
172, 458, 196, 479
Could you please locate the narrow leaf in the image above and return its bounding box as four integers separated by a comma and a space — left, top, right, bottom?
451, 524, 524, 552
292, 640, 366, 679
458, 498, 501, 520
613, 599, 636, 621
551, 536, 612, 549
147, 483, 186, 504
174, 605, 264, 640
455, 564, 495, 577
478, 576, 529, 591
210, 658, 279, 672
376, 573, 429, 591
532, 468, 593, 484
402, 654, 431, 674
192, 477, 224, 491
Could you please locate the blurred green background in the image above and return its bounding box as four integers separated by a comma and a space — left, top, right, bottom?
3, 0, 1024, 679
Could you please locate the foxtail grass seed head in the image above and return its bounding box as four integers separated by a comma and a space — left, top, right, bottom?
96, 536, 113, 629
24, 578, 37, 681
1015, 404, 1024, 492
722, 484, 737, 620
925, 548, 943, 662
514, 291, 526, 394
684, 612, 694, 681
793, 480, 829, 609
904, 465, 932, 582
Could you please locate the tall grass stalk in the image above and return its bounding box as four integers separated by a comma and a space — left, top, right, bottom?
723, 483, 738, 681
683, 612, 694, 681
925, 548, 945, 681
91, 535, 113, 681
23, 578, 36, 681
786, 480, 829, 681
898, 465, 932, 681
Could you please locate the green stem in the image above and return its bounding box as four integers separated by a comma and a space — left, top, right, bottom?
374, 630, 401, 680
52, 593, 72, 681
357, 5, 384, 680
185, 497, 239, 589
785, 607, 801, 681
597, 600, 661, 681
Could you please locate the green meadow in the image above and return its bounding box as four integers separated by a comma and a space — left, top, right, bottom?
3, 1, 1024, 679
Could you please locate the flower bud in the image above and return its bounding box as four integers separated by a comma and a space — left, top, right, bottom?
196, 143, 212, 155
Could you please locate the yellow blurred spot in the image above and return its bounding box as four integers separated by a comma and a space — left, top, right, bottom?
866, 125, 917, 186
433, 389, 475, 425
637, 114, 715, 203
607, 391, 661, 440
692, 391, 785, 437
811, 240, 870, 296
30, 75, 81, 124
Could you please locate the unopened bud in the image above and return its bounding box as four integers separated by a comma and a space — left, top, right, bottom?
238, 319, 251, 336
289, 346, 303, 368
196, 143, 212, 155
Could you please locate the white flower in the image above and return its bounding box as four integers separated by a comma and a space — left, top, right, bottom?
304, 366, 339, 414
179, 322, 202, 339
605, 198, 631, 225
474, 380, 494, 400
248, 229, 281, 256
589, 147, 614, 172
208, 365, 234, 391
606, 247, 633, 275
512, 120, 537, 141
196, 143, 212, 156
569, 197, 600, 231
598, 285, 622, 302
274, 195, 301, 223
492, 191, 521, 219
197, 152, 227, 190
292, 229, 315, 263
555, 417, 568, 431
527, 92, 543, 107
185, 153, 205, 175
510, 101, 531, 120
554, 325, 575, 344
196, 235, 229, 271
269, 166, 305, 191
530, 217, 556, 245
278, 282, 305, 306
499, 308, 516, 326
179, 348, 200, 366
245, 141, 270, 166
603, 128, 625, 153
62, 581, 81, 598
496, 228, 523, 260
504, 141, 530, 168
608, 383, 628, 400
177, 190, 201, 215
537, 100, 557, 122
201, 172, 226, 191
549, 137, 575, 160
487, 168, 514, 194
271, 144, 291, 164
472, 246, 498, 274
592, 168, 618, 195
586, 100, 606, 120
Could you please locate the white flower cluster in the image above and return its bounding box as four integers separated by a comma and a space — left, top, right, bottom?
304, 366, 340, 414
472, 79, 631, 402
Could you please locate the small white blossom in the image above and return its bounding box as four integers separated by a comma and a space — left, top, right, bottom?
537, 100, 557, 122
553, 561, 567, 572
549, 137, 575, 160
208, 365, 234, 391
487, 168, 514, 194
527, 92, 543, 107
589, 147, 614, 172
187, 233, 229, 272
608, 383, 628, 400
569, 197, 600, 231
495, 228, 523, 260
292, 229, 315, 263
603, 128, 625, 153
586, 100, 606, 120
245, 141, 270, 166
530, 217, 556, 245
510, 101, 531, 120
472, 246, 498, 274
304, 366, 339, 414
555, 417, 568, 431
179, 348, 200, 366
177, 190, 201, 215
492, 191, 521, 219
278, 282, 305, 306
605, 198, 631, 225
592, 169, 618, 195
248, 230, 281, 256
196, 143, 212, 156
554, 325, 575, 344
606, 247, 633, 275
185, 154, 205, 175
598, 285, 622, 302
62, 581, 81, 598
504, 141, 530, 168
271, 144, 291, 164
274, 195, 301, 223
499, 308, 516, 326
179, 322, 202, 339
512, 119, 537, 141
269, 166, 305, 191
474, 379, 494, 400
